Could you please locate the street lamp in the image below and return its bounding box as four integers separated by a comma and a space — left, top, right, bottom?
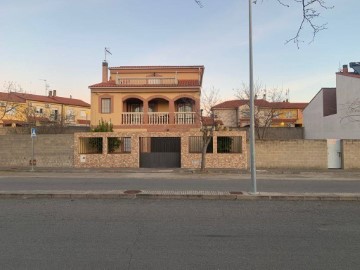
248, 0, 257, 194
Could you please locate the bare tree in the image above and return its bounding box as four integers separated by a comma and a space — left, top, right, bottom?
0, 81, 24, 121
199, 110, 216, 172
195, 0, 333, 48
340, 98, 360, 125
201, 86, 223, 116
234, 82, 285, 139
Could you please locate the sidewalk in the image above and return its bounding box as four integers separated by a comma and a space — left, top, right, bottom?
1, 166, 359, 201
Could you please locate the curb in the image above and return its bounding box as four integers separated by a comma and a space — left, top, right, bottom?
0, 190, 359, 201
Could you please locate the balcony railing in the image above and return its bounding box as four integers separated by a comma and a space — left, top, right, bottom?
121, 112, 196, 125
121, 112, 143, 125
148, 112, 169, 125
175, 112, 195, 124
117, 77, 177, 86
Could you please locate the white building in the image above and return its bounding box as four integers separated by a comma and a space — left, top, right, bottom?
304, 63, 360, 139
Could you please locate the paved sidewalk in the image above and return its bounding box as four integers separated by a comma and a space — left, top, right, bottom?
1, 167, 360, 201
1, 189, 359, 201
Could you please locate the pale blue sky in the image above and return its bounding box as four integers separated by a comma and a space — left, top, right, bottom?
0, 0, 358, 103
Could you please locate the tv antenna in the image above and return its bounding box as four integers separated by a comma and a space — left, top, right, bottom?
194, 0, 204, 8
39, 79, 50, 96
104, 47, 112, 62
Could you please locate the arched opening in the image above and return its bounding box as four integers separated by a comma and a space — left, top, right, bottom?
174, 98, 195, 124
148, 98, 170, 125
122, 98, 144, 125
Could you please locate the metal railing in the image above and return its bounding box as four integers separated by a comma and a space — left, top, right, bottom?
121, 112, 143, 125
148, 112, 169, 125
117, 77, 177, 85
174, 112, 195, 124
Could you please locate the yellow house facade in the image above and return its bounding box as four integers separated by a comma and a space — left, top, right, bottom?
0, 91, 90, 127
89, 62, 204, 132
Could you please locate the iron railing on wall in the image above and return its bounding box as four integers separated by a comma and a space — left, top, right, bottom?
217, 136, 242, 153
79, 137, 103, 154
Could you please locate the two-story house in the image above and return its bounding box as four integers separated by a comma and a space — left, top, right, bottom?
212, 99, 307, 128
0, 91, 90, 127
89, 62, 204, 132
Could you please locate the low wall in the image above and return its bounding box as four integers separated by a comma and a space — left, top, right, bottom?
0, 134, 74, 167
249, 140, 328, 169
343, 140, 360, 169
74, 131, 248, 169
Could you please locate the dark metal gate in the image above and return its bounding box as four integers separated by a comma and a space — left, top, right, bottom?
139, 137, 181, 168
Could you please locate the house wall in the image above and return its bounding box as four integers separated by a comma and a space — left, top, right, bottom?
304, 75, 360, 139
0, 134, 74, 167
252, 140, 328, 169
73, 131, 247, 169
213, 109, 238, 127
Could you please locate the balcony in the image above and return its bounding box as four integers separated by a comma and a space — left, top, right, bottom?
120, 112, 196, 125
117, 77, 177, 86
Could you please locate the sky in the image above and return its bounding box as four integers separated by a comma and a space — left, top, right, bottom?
0, 0, 358, 103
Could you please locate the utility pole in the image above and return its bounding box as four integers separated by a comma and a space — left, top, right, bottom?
249, 0, 257, 194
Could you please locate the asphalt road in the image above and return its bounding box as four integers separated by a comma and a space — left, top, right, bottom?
0, 199, 359, 270
0, 172, 360, 193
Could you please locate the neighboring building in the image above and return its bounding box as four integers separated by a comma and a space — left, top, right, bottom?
212, 99, 307, 128
89, 62, 204, 132
303, 63, 360, 139
0, 91, 90, 127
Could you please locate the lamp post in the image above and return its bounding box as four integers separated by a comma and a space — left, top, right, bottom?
249, 0, 257, 194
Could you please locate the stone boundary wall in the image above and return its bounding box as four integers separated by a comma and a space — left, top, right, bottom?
343, 140, 360, 169
250, 140, 328, 169
0, 134, 74, 167
74, 131, 248, 169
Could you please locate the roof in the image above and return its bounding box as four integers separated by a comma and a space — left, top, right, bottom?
109, 65, 204, 70
89, 79, 200, 88
202, 116, 223, 126
336, 71, 360, 79
212, 99, 308, 110
0, 92, 26, 103
0, 92, 90, 107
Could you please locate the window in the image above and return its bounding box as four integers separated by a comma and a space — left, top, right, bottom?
217, 136, 242, 153
101, 98, 111, 113
80, 110, 87, 119
79, 137, 103, 154
108, 137, 131, 154
36, 107, 43, 114
189, 136, 213, 153
51, 109, 59, 121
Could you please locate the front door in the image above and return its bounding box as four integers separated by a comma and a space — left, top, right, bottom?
327, 139, 342, 169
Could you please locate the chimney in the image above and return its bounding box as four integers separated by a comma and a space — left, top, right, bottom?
102, 61, 109, 82
343, 64, 348, 73
53, 90, 57, 97
48, 90, 52, 97
263, 94, 266, 100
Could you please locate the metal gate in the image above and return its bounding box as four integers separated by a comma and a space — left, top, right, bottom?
139, 137, 181, 168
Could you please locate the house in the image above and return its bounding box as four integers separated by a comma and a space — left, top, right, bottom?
212, 99, 307, 128
77, 62, 248, 169
303, 63, 360, 139
89, 62, 204, 132
0, 91, 91, 127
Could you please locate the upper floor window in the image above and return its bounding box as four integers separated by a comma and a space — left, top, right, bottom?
101, 98, 111, 114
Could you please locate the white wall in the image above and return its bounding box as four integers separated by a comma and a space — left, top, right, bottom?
304, 74, 360, 139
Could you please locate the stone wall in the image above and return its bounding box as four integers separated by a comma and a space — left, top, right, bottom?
250, 140, 328, 169
343, 140, 360, 169
74, 131, 248, 169
0, 134, 74, 167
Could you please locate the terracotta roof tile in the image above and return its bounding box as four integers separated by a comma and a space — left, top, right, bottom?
213, 99, 307, 110
11, 93, 90, 107
109, 65, 204, 70
89, 79, 200, 88
0, 92, 26, 103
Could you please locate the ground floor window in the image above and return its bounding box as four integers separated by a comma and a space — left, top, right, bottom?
217, 136, 242, 153
189, 136, 213, 153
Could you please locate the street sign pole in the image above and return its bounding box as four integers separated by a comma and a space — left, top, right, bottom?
31, 128, 36, 172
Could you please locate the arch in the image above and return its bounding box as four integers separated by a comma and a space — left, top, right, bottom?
122, 95, 146, 103
146, 95, 171, 103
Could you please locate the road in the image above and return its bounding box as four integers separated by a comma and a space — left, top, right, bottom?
0, 199, 359, 269
0, 171, 360, 193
